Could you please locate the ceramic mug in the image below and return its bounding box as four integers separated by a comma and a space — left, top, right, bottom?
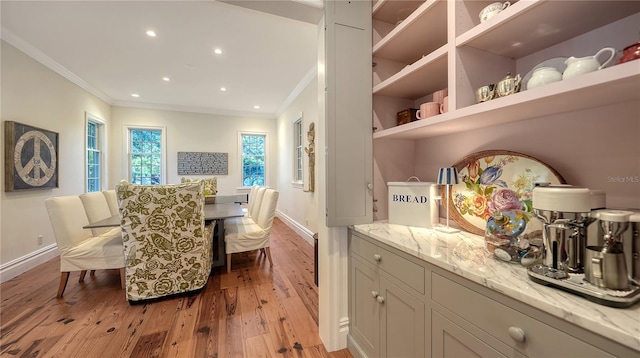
440, 96, 449, 114
432, 88, 448, 104
479, 1, 510, 22
416, 102, 440, 119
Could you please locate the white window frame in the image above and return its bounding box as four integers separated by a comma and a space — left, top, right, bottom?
292, 113, 304, 188
123, 125, 167, 185
85, 112, 106, 192
238, 131, 269, 188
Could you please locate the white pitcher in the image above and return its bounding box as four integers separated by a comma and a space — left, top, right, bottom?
563, 47, 616, 80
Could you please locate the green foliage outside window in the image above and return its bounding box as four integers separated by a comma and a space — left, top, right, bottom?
130, 129, 162, 185
242, 134, 265, 186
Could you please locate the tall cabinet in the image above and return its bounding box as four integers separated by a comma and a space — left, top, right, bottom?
371, 0, 640, 220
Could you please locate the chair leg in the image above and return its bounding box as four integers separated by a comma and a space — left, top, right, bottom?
79, 270, 87, 282
57, 272, 70, 298
265, 247, 273, 267
226, 254, 232, 273
120, 268, 126, 289
90, 270, 96, 277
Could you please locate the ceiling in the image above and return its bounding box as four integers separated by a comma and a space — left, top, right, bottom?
1, 1, 323, 119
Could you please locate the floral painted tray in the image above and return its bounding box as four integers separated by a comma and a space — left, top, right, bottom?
445, 150, 566, 236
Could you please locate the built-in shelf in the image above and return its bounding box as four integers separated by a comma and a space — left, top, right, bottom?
372, 0, 423, 25
457, 0, 640, 58
373, 44, 447, 99
373, 0, 447, 64
373, 61, 640, 140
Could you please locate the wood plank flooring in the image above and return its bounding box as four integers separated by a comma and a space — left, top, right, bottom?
0, 218, 352, 358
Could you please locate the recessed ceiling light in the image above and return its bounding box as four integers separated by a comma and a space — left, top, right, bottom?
254, 105, 260, 109
220, 87, 226, 91
162, 77, 170, 82
146, 30, 156, 37
214, 48, 222, 55
131, 93, 140, 98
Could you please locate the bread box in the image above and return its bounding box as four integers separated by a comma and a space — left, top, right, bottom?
388, 181, 439, 228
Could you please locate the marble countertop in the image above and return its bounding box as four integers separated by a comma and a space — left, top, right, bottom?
351, 221, 640, 351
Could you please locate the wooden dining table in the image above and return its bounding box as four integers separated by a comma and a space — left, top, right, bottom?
83, 203, 245, 268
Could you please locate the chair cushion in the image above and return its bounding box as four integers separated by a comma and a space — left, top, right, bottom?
60, 229, 124, 272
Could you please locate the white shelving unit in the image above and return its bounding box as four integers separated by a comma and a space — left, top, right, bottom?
371, 0, 640, 139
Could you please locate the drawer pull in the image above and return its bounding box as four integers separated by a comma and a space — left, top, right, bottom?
373, 254, 382, 262
376, 295, 385, 304
371, 290, 378, 298
508, 326, 526, 343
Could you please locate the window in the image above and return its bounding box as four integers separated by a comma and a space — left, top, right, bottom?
293, 115, 303, 185
86, 114, 104, 192
128, 127, 165, 185
240, 132, 267, 187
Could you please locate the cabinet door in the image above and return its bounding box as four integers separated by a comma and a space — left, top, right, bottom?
379, 275, 425, 358
432, 310, 507, 358
349, 256, 379, 357
325, 0, 373, 227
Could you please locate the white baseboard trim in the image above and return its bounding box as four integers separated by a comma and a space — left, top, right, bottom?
275, 210, 315, 246
0, 244, 59, 283
339, 316, 349, 346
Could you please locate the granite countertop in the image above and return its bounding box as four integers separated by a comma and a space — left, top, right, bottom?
350, 221, 640, 351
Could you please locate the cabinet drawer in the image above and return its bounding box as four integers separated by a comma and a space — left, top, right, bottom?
432, 273, 613, 358
350, 232, 425, 294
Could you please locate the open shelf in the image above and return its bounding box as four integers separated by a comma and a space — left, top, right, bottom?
457, 0, 640, 58
373, 44, 448, 99
373, 0, 424, 25
373, 61, 640, 139
373, 0, 447, 64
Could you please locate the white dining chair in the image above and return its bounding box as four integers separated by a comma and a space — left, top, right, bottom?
45, 195, 125, 298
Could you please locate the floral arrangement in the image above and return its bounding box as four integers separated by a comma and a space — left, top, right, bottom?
453, 155, 541, 222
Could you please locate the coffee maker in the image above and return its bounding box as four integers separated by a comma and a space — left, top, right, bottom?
526, 186, 640, 307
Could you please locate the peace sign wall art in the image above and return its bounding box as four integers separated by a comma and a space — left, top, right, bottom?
4, 121, 59, 191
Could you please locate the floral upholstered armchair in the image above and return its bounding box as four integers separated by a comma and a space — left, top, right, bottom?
116, 180, 214, 302
181, 177, 217, 196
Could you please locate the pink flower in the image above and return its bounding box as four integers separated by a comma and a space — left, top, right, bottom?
488, 189, 523, 214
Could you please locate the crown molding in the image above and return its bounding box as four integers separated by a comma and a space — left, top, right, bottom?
112, 100, 276, 119
276, 65, 317, 117
1, 28, 114, 105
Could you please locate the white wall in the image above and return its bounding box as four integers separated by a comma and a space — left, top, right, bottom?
1, 41, 112, 279
276, 76, 319, 243
108, 106, 277, 193
0, 41, 278, 282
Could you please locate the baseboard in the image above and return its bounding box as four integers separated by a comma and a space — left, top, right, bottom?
347, 334, 367, 358
275, 210, 314, 246
0, 244, 59, 283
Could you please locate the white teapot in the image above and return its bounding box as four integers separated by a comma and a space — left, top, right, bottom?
562, 47, 616, 80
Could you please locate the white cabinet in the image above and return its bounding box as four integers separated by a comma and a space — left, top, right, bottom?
348, 231, 427, 358
324, 0, 373, 227
347, 229, 640, 358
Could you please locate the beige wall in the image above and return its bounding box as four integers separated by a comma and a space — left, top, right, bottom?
1, 41, 112, 273
108, 106, 277, 193
0, 41, 279, 281
276, 76, 319, 242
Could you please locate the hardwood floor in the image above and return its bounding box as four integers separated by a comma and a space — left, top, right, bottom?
0, 218, 352, 358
